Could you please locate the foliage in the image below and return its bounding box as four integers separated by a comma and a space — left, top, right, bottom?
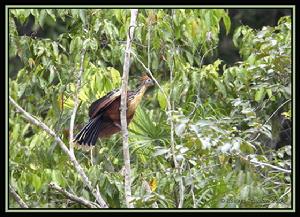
9, 9, 291, 208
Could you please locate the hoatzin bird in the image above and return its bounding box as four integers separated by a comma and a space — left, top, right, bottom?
73, 74, 154, 150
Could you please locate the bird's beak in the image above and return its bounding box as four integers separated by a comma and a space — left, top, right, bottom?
150, 79, 155, 86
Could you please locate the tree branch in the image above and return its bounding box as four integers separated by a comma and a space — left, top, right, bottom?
249, 99, 291, 142
250, 158, 291, 173
120, 9, 138, 208
132, 29, 185, 207
167, 15, 185, 206
239, 154, 291, 173
48, 182, 100, 208
131, 49, 186, 208
130, 52, 170, 112
9, 185, 29, 208
9, 96, 108, 208
69, 48, 86, 155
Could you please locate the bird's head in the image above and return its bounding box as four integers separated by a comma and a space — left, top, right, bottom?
139, 74, 155, 87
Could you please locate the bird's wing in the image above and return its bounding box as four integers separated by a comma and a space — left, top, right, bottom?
88, 89, 121, 118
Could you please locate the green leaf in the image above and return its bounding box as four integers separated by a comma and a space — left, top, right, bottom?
236, 171, 245, 186
108, 67, 121, 86
38, 10, 47, 28
151, 56, 159, 70
240, 185, 250, 200
52, 42, 59, 58
46, 9, 56, 22
186, 51, 194, 65
79, 9, 87, 25
281, 111, 291, 119
11, 123, 20, 139
157, 90, 167, 110
32, 174, 42, 192
254, 87, 265, 102
233, 27, 242, 47
37, 47, 45, 57
17, 84, 26, 98
70, 36, 82, 54
49, 65, 55, 83
266, 88, 272, 98
21, 124, 30, 136
153, 148, 169, 157
223, 14, 231, 35
29, 163, 38, 170
51, 170, 62, 185
175, 123, 186, 137
29, 135, 40, 149
240, 142, 255, 154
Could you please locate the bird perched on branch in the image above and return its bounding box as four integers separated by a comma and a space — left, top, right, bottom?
73, 74, 154, 150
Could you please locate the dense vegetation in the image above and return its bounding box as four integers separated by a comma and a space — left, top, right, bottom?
8, 9, 292, 208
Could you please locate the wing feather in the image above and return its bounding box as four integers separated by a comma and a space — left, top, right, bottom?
88, 89, 121, 118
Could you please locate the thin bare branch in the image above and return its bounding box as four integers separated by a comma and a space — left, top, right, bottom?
130, 52, 170, 110
131, 46, 185, 208
190, 183, 196, 208
167, 25, 185, 206
9, 96, 108, 208
239, 154, 291, 173
249, 99, 291, 142
147, 17, 152, 69
48, 182, 100, 208
249, 159, 291, 173
199, 45, 217, 69
137, 11, 186, 206
69, 48, 86, 155
120, 9, 138, 208
9, 185, 29, 208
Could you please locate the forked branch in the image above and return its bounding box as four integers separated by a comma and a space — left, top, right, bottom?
9, 96, 108, 208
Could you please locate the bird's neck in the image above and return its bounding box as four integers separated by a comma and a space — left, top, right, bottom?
135, 83, 147, 94
127, 84, 148, 114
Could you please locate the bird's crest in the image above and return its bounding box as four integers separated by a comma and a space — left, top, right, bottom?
139, 74, 151, 83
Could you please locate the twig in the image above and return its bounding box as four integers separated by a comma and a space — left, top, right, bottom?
177, 159, 185, 208
250, 159, 291, 173
249, 99, 291, 142
69, 48, 86, 155
131, 46, 185, 208
199, 45, 217, 69
190, 183, 196, 208
131, 50, 177, 167
135, 16, 189, 203
263, 99, 291, 126
120, 9, 138, 208
147, 18, 152, 69
9, 96, 108, 208
9, 185, 29, 208
186, 162, 196, 208
239, 154, 291, 173
279, 187, 291, 200
48, 182, 100, 208
167, 20, 184, 206
131, 52, 170, 111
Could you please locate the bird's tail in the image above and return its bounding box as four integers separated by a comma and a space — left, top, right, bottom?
73, 116, 102, 151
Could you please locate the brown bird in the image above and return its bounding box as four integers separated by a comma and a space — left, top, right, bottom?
73, 74, 154, 150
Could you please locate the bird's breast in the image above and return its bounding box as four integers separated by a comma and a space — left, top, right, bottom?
127, 94, 142, 115
127, 86, 146, 115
